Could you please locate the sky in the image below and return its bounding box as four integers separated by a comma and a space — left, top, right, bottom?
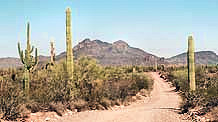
0, 0, 218, 58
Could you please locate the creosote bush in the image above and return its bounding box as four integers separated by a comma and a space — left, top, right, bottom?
0, 57, 154, 120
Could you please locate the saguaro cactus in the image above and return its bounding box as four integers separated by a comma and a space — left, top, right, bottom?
187, 35, 196, 91
18, 22, 38, 97
151, 56, 157, 71
66, 8, 74, 79
50, 40, 55, 64
154, 58, 158, 71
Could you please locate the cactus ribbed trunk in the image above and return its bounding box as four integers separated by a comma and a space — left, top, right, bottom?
26, 23, 31, 65
187, 35, 196, 91
24, 69, 30, 97
66, 8, 73, 79
50, 41, 55, 64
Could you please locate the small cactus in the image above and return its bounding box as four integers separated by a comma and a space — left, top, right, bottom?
161, 64, 165, 71
18, 22, 38, 97
187, 35, 196, 91
151, 56, 157, 72
0, 76, 3, 92
154, 59, 158, 71
132, 67, 136, 73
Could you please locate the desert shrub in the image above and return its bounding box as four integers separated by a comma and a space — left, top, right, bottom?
168, 69, 188, 91
26, 61, 75, 107
48, 102, 66, 116
72, 99, 88, 112
0, 57, 154, 120
74, 57, 105, 102
0, 69, 25, 120
131, 73, 153, 92
0, 64, 75, 119
207, 65, 218, 73
165, 65, 218, 116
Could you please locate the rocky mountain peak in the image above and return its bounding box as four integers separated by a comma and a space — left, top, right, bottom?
113, 40, 129, 46
112, 40, 129, 50
80, 38, 91, 44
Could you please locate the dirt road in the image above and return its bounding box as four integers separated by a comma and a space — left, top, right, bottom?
56, 72, 189, 122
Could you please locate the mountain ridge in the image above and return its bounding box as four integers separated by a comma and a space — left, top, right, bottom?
0, 39, 217, 68
167, 51, 218, 65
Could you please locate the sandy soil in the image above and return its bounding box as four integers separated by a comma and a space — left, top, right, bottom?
53, 72, 189, 122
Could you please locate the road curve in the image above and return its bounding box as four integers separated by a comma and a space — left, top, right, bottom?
56, 72, 189, 122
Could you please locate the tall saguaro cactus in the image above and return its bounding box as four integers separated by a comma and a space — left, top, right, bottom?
18, 22, 38, 97
187, 35, 196, 91
50, 40, 55, 64
66, 8, 73, 79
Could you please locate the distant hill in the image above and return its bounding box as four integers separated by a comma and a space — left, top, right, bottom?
166, 51, 218, 65
0, 39, 161, 68
57, 39, 161, 66
1, 39, 217, 68
0, 57, 22, 68
0, 56, 50, 68
0, 39, 160, 68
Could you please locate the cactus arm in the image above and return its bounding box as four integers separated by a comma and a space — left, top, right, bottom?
18, 42, 25, 64
18, 42, 22, 57
20, 51, 25, 64
30, 48, 38, 71
53, 54, 55, 62
30, 46, 34, 53
34, 48, 38, 66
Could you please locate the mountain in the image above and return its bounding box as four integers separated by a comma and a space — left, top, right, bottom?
0, 56, 50, 68
0, 39, 161, 68
167, 51, 218, 65
1, 39, 217, 68
56, 39, 161, 66
72, 39, 161, 65
0, 57, 22, 68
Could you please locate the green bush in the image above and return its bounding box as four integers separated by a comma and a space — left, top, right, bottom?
165, 65, 218, 115
0, 57, 154, 120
